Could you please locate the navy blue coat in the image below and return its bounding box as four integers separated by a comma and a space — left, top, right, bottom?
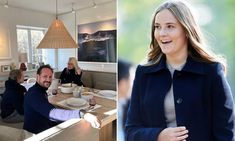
126, 56, 235, 141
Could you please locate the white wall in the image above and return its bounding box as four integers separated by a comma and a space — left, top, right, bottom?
0, 6, 54, 67
78, 19, 116, 34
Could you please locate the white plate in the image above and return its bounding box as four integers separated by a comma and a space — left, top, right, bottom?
66, 98, 87, 107
98, 90, 116, 98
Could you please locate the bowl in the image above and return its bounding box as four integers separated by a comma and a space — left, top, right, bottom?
81, 92, 94, 101
60, 83, 77, 93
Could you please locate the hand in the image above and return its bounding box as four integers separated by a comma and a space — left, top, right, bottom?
157, 126, 188, 141
76, 68, 82, 75
84, 113, 101, 128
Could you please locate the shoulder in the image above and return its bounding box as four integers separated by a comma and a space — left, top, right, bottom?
62, 68, 67, 72
203, 62, 224, 76
134, 64, 158, 79
26, 85, 39, 97
19, 84, 27, 93
134, 65, 146, 75
27, 84, 37, 91
184, 57, 224, 76
135, 61, 164, 75
60, 68, 67, 76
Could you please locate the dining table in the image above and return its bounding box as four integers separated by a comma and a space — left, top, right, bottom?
25, 86, 117, 141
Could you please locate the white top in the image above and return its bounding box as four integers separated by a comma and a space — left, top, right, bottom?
164, 62, 185, 127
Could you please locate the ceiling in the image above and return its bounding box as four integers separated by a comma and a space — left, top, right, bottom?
0, 0, 116, 24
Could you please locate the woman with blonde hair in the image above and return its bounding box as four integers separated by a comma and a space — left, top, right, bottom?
60, 57, 83, 86
126, 1, 234, 141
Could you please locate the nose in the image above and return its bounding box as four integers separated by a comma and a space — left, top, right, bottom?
46, 77, 52, 82
159, 28, 167, 36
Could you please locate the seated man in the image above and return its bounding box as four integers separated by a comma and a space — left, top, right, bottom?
23, 65, 100, 134
1, 69, 26, 123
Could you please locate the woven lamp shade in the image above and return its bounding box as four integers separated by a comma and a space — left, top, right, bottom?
37, 19, 78, 49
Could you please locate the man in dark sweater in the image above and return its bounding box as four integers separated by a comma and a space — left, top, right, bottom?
23, 65, 100, 134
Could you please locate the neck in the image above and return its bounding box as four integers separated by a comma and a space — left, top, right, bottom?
166, 52, 188, 68
35, 82, 48, 91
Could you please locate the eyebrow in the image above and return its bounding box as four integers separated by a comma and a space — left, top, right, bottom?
154, 22, 176, 26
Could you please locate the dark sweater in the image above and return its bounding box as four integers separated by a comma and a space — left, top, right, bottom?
23, 83, 58, 134
60, 68, 83, 86
1, 79, 26, 119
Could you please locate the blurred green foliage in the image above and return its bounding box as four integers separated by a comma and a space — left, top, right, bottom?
118, 0, 235, 94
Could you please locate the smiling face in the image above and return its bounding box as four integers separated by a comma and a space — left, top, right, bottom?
37, 68, 53, 88
154, 9, 188, 58
67, 60, 74, 70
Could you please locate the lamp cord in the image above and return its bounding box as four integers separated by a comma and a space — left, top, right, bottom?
56, 0, 58, 19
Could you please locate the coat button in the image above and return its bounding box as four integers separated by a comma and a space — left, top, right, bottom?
176, 98, 183, 104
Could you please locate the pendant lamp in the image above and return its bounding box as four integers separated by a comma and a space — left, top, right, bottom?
37, 0, 78, 49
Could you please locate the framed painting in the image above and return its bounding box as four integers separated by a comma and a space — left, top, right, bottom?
77, 30, 116, 62
77, 19, 116, 63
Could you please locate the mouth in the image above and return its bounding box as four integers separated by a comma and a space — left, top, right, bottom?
161, 40, 172, 44
44, 82, 51, 85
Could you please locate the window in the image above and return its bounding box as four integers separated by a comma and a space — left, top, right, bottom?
17, 25, 56, 68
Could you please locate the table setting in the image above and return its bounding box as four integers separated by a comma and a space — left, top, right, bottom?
49, 83, 116, 113
56, 97, 102, 111
57, 84, 117, 101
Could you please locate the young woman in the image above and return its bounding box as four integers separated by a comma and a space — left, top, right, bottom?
125, 1, 235, 141
1, 69, 26, 123
60, 57, 83, 86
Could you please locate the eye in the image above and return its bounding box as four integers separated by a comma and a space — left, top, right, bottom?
167, 25, 174, 29
154, 25, 161, 29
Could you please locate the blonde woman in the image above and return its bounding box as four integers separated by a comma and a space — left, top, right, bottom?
60, 57, 83, 86
126, 1, 234, 141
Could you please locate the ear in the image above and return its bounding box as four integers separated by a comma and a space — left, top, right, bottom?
36, 74, 40, 82
186, 33, 189, 38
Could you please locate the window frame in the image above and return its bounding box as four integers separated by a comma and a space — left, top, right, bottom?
16, 25, 47, 64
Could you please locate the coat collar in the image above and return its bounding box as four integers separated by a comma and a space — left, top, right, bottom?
143, 55, 206, 75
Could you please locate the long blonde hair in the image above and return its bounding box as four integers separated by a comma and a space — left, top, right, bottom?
148, 0, 225, 70
68, 57, 80, 74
